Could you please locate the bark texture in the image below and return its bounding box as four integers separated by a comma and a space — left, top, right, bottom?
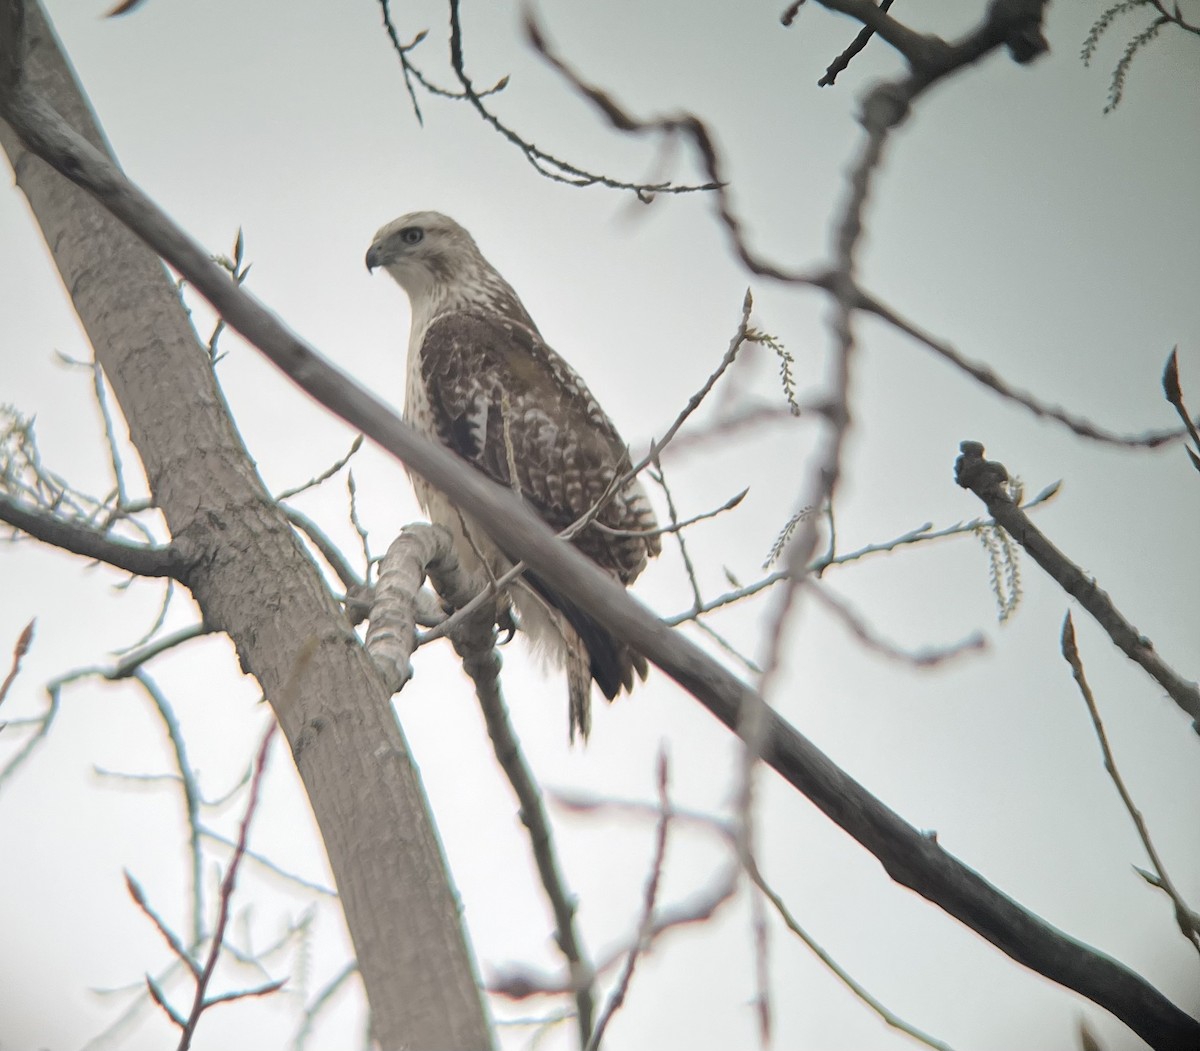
0, 4, 492, 1048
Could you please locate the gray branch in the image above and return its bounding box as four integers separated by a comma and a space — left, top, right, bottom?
364, 524, 456, 693
956, 441, 1200, 726
0, 491, 182, 578
433, 569, 599, 1049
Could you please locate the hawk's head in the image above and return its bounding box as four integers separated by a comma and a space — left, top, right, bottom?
367, 211, 534, 332
366, 211, 485, 304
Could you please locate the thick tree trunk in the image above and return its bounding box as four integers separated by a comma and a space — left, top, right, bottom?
0, 4, 493, 1048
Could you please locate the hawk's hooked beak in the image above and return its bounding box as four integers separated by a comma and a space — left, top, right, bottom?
365, 242, 384, 272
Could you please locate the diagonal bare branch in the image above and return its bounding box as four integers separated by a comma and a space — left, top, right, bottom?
862, 292, 1197, 447
957, 442, 1200, 724
584, 752, 671, 1051
1060, 614, 1200, 954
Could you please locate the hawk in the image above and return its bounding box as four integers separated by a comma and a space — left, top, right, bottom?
366, 211, 660, 739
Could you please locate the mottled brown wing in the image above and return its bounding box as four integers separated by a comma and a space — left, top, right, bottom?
418, 311, 658, 584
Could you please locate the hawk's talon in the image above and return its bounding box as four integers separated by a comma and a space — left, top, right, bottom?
497, 607, 518, 644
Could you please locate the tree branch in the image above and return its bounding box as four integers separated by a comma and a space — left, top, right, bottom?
362, 526, 441, 692
956, 441, 1200, 726
861, 291, 1196, 447
0, 491, 182, 578
1061, 614, 1200, 954
423, 536, 598, 1047
811, 0, 899, 87
806, 0, 943, 69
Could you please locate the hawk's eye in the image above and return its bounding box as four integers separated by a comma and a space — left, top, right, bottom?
400, 227, 424, 246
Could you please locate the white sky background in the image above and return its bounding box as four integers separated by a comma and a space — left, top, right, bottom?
1, 1, 1198, 1049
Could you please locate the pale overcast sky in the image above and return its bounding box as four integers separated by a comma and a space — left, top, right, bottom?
2, 2, 1198, 1050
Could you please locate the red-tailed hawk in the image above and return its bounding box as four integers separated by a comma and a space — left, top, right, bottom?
366, 211, 660, 739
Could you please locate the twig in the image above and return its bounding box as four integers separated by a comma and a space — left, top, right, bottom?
451, 1, 716, 197
642, 291, 756, 466
692, 617, 762, 676
1148, 0, 1200, 35
590, 485, 747, 539
748, 859, 957, 1051
276, 435, 364, 501
563, 790, 958, 1050
649, 463, 703, 614
88, 354, 130, 507
110, 624, 210, 679
0, 676, 59, 788
123, 725, 282, 1049
755, 2, 901, 704
176, 722, 280, 1049
94, 766, 185, 786
558, 291, 759, 552
529, 16, 826, 283
667, 484, 1060, 625
1135, 868, 1200, 932
584, 752, 671, 1051
51, 352, 131, 513
1162, 349, 1200, 472
957, 442, 1200, 724
200, 978, 289, 1008
146, 974, 188, 1029
1060, 614, 1200, 955
379, 0, 714, 196
476, 668, 598, 1046
124, 871, 201, 979
378, 1, 434, 124
206, 226, 253, 361
815, 0, 900, 87
294, 961, 359, 1051
114, 579, 177, 656
199, 826, 337, 899
790, 0, 943, 70
749, 862, 771, 1046
346, 471, 373, 583
4, 617, 203, 792
0, 617, 33, 710
532, 0, 1047, 291
861, 291, 1198, 448
491, 857, 739, 1001
642, 403, 807, 460
811, 582, 986, 667
281, 505, 365, 593
133, 669, 205, 946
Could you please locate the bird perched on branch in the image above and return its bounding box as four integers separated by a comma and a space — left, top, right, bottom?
366, 211, 660, 740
